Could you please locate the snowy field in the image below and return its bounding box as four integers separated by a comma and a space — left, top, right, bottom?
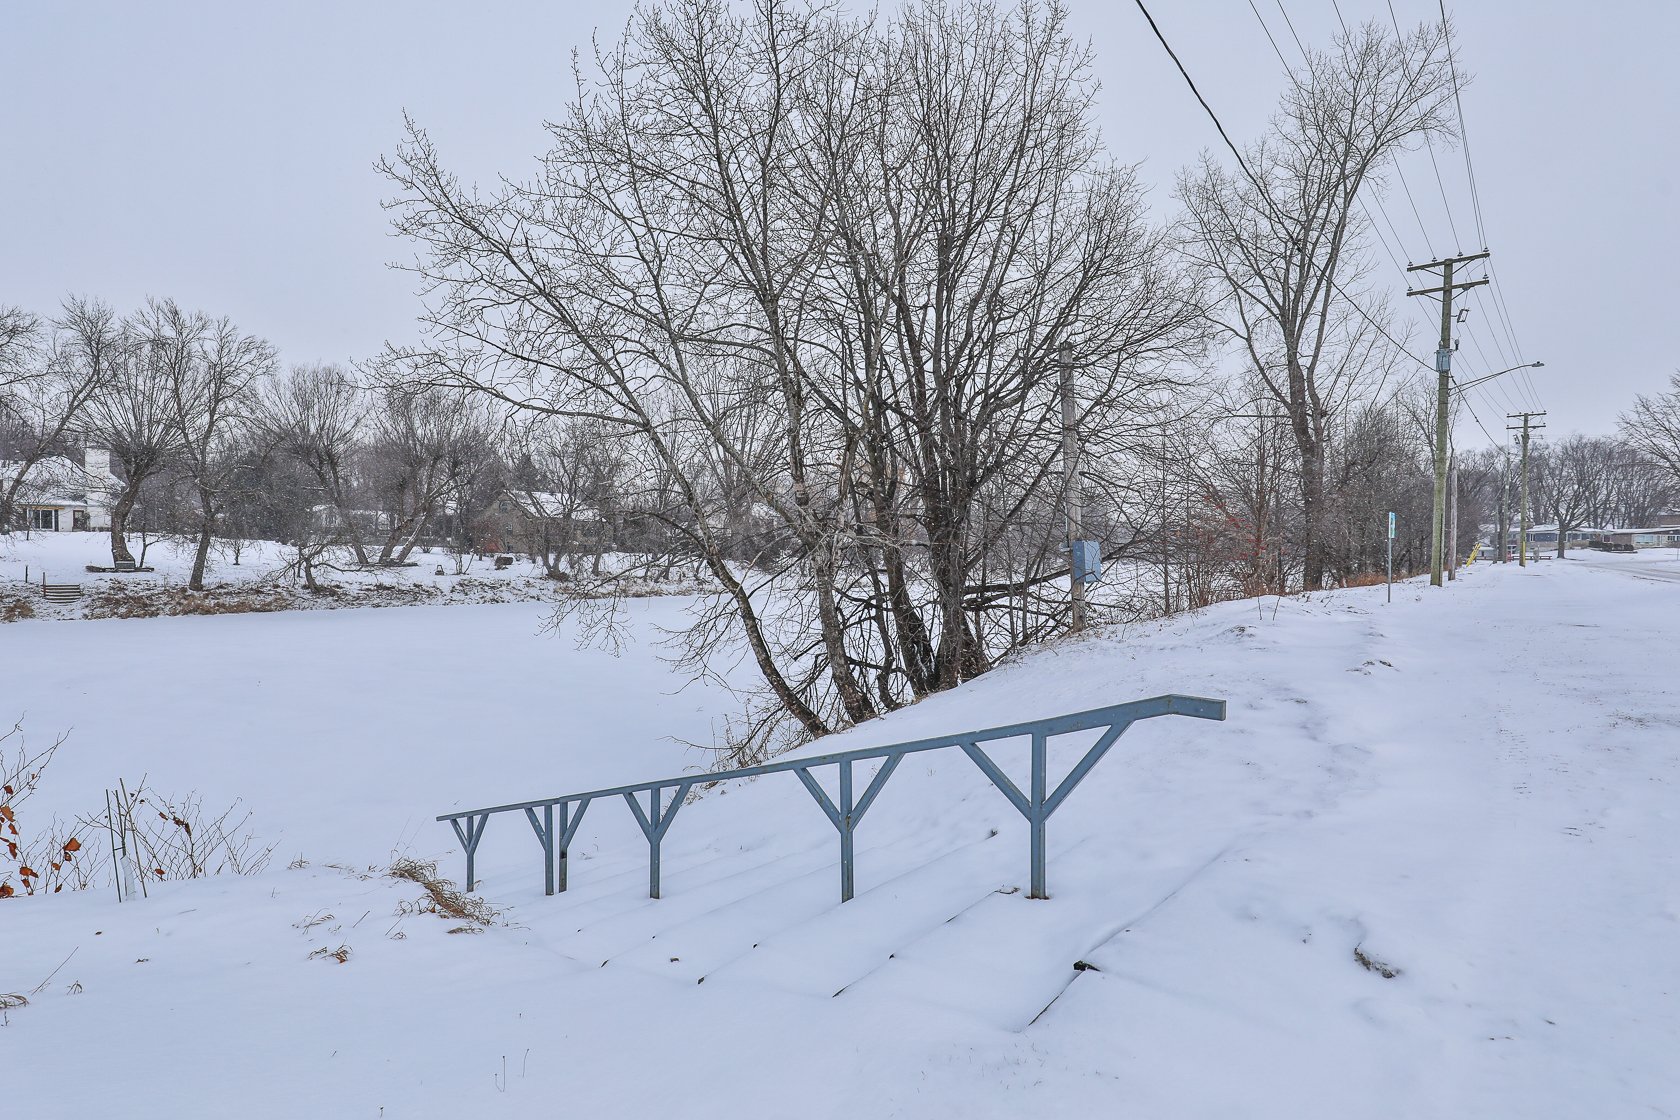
2, 555, 1677, 1117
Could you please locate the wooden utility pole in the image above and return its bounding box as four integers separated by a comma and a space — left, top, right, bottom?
1059, 340, 1085, 633
1407, 251, 1489, 587
1447, 453, 1459, 580
1494, 456, 1510, 562
1507, 411, 1546, 567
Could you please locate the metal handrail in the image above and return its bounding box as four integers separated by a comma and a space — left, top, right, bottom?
436, 693, 1226, 902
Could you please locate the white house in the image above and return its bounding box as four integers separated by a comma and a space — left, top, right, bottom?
1, 450, 120, 532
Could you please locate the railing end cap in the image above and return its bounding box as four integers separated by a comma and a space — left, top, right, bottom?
1167, 694, 1227, 721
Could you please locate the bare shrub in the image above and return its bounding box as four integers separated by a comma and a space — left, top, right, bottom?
1, 720, 274, 900
109, 783, 275, 883
0, 722, 85, 898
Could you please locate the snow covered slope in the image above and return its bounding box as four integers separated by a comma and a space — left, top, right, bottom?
2, 559, 1676, 1118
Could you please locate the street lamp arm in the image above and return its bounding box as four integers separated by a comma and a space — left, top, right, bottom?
1451, 361, 1544, 397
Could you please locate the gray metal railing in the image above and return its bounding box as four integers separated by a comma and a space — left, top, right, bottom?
436, 693, 1226, 903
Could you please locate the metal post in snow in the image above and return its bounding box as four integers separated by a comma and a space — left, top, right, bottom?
838, 760, 854, 903
1028, 730, 1048, 899
1059, 339, 1085, 634
1387, 510, 1395, 603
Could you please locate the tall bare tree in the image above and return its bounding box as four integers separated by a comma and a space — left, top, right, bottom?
83, 301, 198, 565
381, 0, 1201, 743
167, 314, 276, 589
1621, 372, 1680, 498
0, 298, 116, 531
362, 381, 494, 565
260, 363, 372, 565
1178, 20, 1456, 590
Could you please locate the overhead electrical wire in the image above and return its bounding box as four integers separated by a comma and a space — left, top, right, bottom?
1143, 0, 1434, 375
1245, 0, 1414, 277
1139, 0, 1542, 443
1434, 0, 1542, 411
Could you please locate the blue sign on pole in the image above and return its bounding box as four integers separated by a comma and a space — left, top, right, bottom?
1388, 512, 1396, 539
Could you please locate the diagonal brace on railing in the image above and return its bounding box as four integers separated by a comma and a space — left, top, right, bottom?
449, 813, 490, 892
959, 699, 1224, 898
795, 755, 904, 902
523, 798, 594, 896
623, 782, 694, 899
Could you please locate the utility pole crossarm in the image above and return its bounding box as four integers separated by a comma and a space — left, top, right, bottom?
1406, 250, 1489, 272
1406, 278, 1490, 298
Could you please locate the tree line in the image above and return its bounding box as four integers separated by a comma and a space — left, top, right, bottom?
4, 1, 1676, 750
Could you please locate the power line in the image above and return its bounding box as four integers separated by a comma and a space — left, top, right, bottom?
1385, 0, 1465, 252
1245, 0, 1417, 277
1218, 0, 1434, 373
1249, 0, 1421, 275
1132, 0, 1267, 197
1438, 0, 1488, 247
1436, 1, 1540, 413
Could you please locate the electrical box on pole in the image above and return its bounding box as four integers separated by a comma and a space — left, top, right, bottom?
1070, 540, 1103, 585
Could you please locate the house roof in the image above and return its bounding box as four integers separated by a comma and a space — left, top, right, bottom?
1, 455, 117, 508
502, 490, 605, 522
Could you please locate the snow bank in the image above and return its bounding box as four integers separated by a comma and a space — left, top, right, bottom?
1, 559, 1676, 1117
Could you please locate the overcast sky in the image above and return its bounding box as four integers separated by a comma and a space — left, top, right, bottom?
3, 1, 1675, 443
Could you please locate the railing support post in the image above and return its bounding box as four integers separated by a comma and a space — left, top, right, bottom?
556, 802, 569, 893
556, 798, 590, 894
448, 813, 489, 893
542, 803, 554, 896
524, 804, 556, 896
647, 788, 663, 899
1028, 730, 1048, 900
839, 760, 855, 903
623, 783, 691, 900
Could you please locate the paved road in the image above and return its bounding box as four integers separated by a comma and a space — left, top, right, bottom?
1564, 549, 1680, 583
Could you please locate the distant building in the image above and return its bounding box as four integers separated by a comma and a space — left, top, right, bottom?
1523, 524, 1609, 547
1, 450, 120, 532
475, 490, 611, 555
1603, 521, 1680, 549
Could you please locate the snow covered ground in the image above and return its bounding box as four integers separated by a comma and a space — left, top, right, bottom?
2, 556, 1677, 1117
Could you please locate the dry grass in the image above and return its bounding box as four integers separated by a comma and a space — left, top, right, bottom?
83, 586, 294, 619
0, 596, 35, 623
388, 857, 497, 925
307, 945, 352, 964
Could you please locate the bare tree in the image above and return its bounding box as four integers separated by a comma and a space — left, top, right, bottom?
167, 314, 276, 589
1621, 372, 1680, 497
0, 306, 41, 395
0, 298, 116, 531
1178, 19, 1456, 590
83, 301, 199, 566
361, 380, 495, 565
1532, 435, 1602, 557
381, 0, 1202, 743
260, 363, 372, 565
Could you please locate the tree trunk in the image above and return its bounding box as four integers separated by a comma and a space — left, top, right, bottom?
109, 484, 139, 565
700, 539, 828, 739
189, 481, 216, 591
808, 537, 877, 725
1296, 430, 1327, 592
